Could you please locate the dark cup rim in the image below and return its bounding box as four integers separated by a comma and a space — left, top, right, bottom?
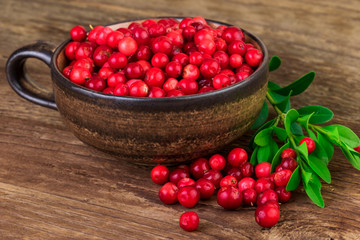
51, 17, 269, 104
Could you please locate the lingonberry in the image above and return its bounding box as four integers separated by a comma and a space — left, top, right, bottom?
274, 169, 293, 187
84, 76, 106, 91
194, 29, 214, 45
227, 148, 248, 167
148, 86, 166, 98
197, 39, 216, 55
162, 78, 179, 92
227, 168, 242, 181
151, 36, 173, 56
148, 23, 166, 38
69, 67, 91, 85
280, 157, 298, 172
214, 38, 227, 52
238, 177, 256, 192
242, 188, 257, 206
129, 81, 149, 97
177, 178, 196, 189
240, 162, 254, 178
65, 41, 81, 60
275, 165, 284, 172
73, 58, 93, 72
179, 211, 199, 232
230, 54, 243, 68
179, 18, 194, 29
151, 164, 170, 185
220, 69, 236, 77
195, 178, 215, 199
192, 16, 207, 25
136, 45, 152, 61
213, 51, 230, 69
178, 186, 200, 208
299, 137, 316, 154
166, 31, 184, 48
88, 26, 104, 43
128, 22, 141, 31
124, 62, 144, 79
235, 71, 250, 82
126, 79, 142, 88
245, 43, 255, 50
189, 52, 204, 66
198, 86, 215, 93
178, 79, 198, 95
275, 186, 292, 203
118, 36, 138, 56
102, 87, 114, 95
227, 40, 246, 56
203, 169, 223, 189
108, 52, 127, 69
93, 45, 113, 67
213, 74, 231, 89
217, 186, 242, 210
255, 203, 280, 228
220, 175, 238, 188
209, 154, 226, 171
95, 27, 113, 46
141, 19, 157, 29
256, 189, 278, 207
281, 148, 297, 159
150, 52, 168, 69
190, 158, 210, 179
75, 42, 94, 60
200, 59, 220, 78
182, 26, 196, 42
116, 27, 132, 37
169, 168, 190, 185
70, 25, 87, 42
144, 67, 166, 87
165, 61, 182, 78
176, 164, 190, 174
255, 162, 272, 179
98, 67, 115, 79
254, 178, 274, 194
106, 30, 124, 49
137, 60, 151, 73
182, 64, 200, 81
62, 66, 72, 78
245, 48, 263, 67
166, 89, 185, 97
132, 26, 150, 45
172, 53, 190, 67
236, 63, 254, 74
159, 182, 178, 205
113, 83, 129, 96
222, 26, 245, 43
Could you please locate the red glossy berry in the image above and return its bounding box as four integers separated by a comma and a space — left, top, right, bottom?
73, 58, 93, 72
108, 52, 127, 69
238, 177, 256, 192
129, 81, 149, 97
118, 36, 138, 56
230, 54, 243, 68
75, 42, 94, 60
280, 157, 298, 172
62, 66, 72, 78
177, 178, 196, 189
69, 67, 90, 85
102, 87, 114, 95
98, 67, 114, 80
169, 168, 190, 185
137, 60, 151, 73
240, 162, 254, 178
257, 189, 278, 207
148, 86, 166, 98
135, 45, 151, 61
88, 26, 103, 43
182, 64, 200, 81
281, 148, 297, 159
242, 188, 257, 206
195, 178, 215, 200
354, 145, 360, 153
148, 23, 166, 38
179, 18, 194, 29
70, 25, 87, 42
197, 39, 216, 55
235, 71, 250, 82
189, 52, 204, 66
144, 67, 166, 87
151, 52, 169, 69
255, 162, 272, 179
125, 62, 144, 79
178, 79, 198, 95
182, 26, 196, 42
107, 72, 126, 88
176, 165, 190, 174
162, 78, 179, 92
228, 40, 246, 56
132, 26, 150, 45
209, 154, 226, 171
165, 61, 182, 78
215, 38, 227, 51
220, 175, 238, 188
166, 89, 185, 97
212, 73, 231, 89
203, 169, 223, 189
236, 63, 254, 74
200, 59, 220, 78
227, 148, 248, 167
222, 27, 244, 43
275, 186, 292, 203
179, 211, 199, 232
274, 169, 293, 187
84, 76, 106, 91
96, 27, 113, 46
141, 19, 157, 28
194, 29, 214, 45
151, 36, 173, 56
254, 178, 274, 194
299, 137, 316, 154
217, 186, 242, 210
166, 31, 184, 48
65, 41, 81, 60
116, 27, 132, 37
190, 158, 210, 179
275, 165, 283, 172
178, 186, 200, 208
113, 83, 129, 96
245, 48, 263, 67
159, 182, 178, 205
93, 45, 113, 67
227, 168, 242, 181
151, 165, 170, 185
255, 203, 280, 228
172, 53, 189, 67
106, 31, 124, 49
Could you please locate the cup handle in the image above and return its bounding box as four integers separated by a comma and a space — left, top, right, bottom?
6, 41, 58, 110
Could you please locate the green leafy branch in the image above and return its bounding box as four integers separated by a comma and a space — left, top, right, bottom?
250, 56, 360, 208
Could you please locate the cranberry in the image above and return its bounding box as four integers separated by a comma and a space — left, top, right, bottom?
189, 52, 204, 66
70, 67, 90, 85
275, 165, 283, 172
165, 61, 182, 78
179, 211, 199, 232
98, 67, 114, 79
151, 164, 170, 185
255, 203, 280, 228
166, 89, 185, 97
126, 79, 141, 88
172, 53, 189, 67
93, 45, 113, 67
280, 157, 298, 172
227, 168, 242, 181
299, 137, 316, 154
200, 59, 220, 78
137, 60, 151, 73
159, 182, 178, 205
128, 22, 141, 31
169, 168, 190, 185
254, 178, 274, 194
135, 45, 151, 61
191, 22, 205, 32
281, 148, 297, 159
118, 36, 138, 56
203, 169, 223, 189
274, 169, 293, 187
213, 73, 231, 89
113, 83, 129, 96
195, 178, 215, 199
176, 164, 190, 174
116, 28, 132, 37
222, 27, 244, 43
106, 31, 124, 49
148, 86, 166, 98
150, 52, 169, 69
193, 16, 207, 25
245, 43, 255, 50
230, 54, 243, 68
108, 52, 127, 69
190, 158, 210, 179
245, 48, 263, 67
227, 148, 248, 167
242, 188, 257, 206
238, 177, 256, 192
228, 40, 246, 56
240, 162, 254, 178
163, 78, 179, 92
144, 67, 166, 87
151, 36, 173, 56
84, 76, 106, 91
65, 41, 81, 60
217, 186, 242, 210
213, 51, 230, 69
220, 175, 238, 188
178, 186, 200, 208
209, 154, 226, 171
178, 79, 198, 95
275, 186, 291, 203
256, 189, 278, 207
255, 162, 272, 179
177, 178, 196, 189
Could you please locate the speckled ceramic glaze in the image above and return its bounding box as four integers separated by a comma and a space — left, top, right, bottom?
6, 18, 269, 165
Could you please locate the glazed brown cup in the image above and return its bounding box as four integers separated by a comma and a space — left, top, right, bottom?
6, 18, 268, 165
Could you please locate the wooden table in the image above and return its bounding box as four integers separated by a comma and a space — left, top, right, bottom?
1, 0, 360, 239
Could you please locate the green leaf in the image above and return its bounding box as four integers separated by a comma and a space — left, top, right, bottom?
249, 119, 276, 149
298, 142, 309, 160
273, 127, 288, 141
339, 142, 360, 170
251, 101, 269, 130
254, 127, 273, 147
303, 174, 325, 208
308, 154, 331, 184
298, 105, 333, 124
257, 145, 271, 163
335, 125, 360, 148
300, 162, 312, 186
291, 122, 304, 136
318, 125, 340, 144
286, 166, 301, 191
269, 56, 281, 72
317, 133, 334, 160
311, 137, 330, 165
267, 90, 288, 103
275, 93, 291, 113
268, 81, 281, 91
271, 142, 290, 173
250, 147, 259, 165
285, 109, 299, 137
272, 71, 315, 96
297, 113, 314, 132
268, 139, 279, 163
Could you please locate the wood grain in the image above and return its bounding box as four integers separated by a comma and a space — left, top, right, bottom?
1, 0, 360, 239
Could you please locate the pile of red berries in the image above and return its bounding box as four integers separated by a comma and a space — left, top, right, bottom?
150, 143, 308, 231
62, 17, 263, 97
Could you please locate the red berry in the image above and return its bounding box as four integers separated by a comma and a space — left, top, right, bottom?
182, 64, 200, 81
166, 89, 185, 97
275, 165, 284, 172
254, 178, 274, 194
227, 148, 248, 167
235, 71, 250, 82
299, 137, 316, 154
108, 52, 127, 69
107, 72, 127, 88
151, 36, 173, 56
159, 182, 178, 205
62, 66, 72, 78
106, 31, 124, 49
137, 60, 151, 73
113, 83, 129, 96
178, 79, 198, 95
221, 27, 245, 43
212, 73, 231, 89
102, 87, 114, 95
93, 45, 113, 67
176, 164, 190, 174
65, 41, 81, 60
217, 186, 242, 210
166, 31, 184, 48
148, 23, 166, 38
227, 167, 242, 181
151, 165, 170, 185
169, 168, 190, 185
70, 25, 87, 42
203, 169, 223, 189
125, 62, 144, 79
190, 158, 210, 179
220, 175, 238, 188
162, 78, 179, 92
281, 148, 297, 159
84, 76, 106, 91
141, 19, 157, 28
179, 211, 199, 232
182, 26, 196, 42
275, 186, 292, 203
75, 42, 94, 60
144, 67, 166, 87
172, 53, 189, 67
215, 38, 227, 51
96, 27, 113, 46
118, 36, 138, 56
88, 26, 103, 43
209, 154, 226, 171
177, 178, 196, 189
227, 40, 246, 56
129, 81, 149, 97
245, 48, 263, 67
165, 61, 182, 78
132, 26, 150, 45
238, 177, 256, 192
179, 18, 194, 29
255, 162, 272, 178
255, 203, 280, 228
273, 169, 293, 187
280, 157, 298, 172
189, 52, 204, 66
98, 67, 114, 80
242, 188, 257, 206
236, 63, 254, 74
69, 67, 90, 85
354, 145, 360, 153
136, 45, 152, 60
151, 52, 169, 69
256, 189, 278, 207
200, 59, 220, 78
195, 178, 215, 199
240, 162, 254, 178
197, 39, 216, 55
73, 58, 93, 72
194, 29, 214, 45
148, 86, 166, 98
230, 54, 243, 68
178, 186, 200, 208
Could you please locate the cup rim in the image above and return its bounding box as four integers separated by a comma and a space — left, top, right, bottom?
51, 17, 269, 103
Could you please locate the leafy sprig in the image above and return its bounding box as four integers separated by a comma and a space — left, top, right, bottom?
250, 56, 360, 208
